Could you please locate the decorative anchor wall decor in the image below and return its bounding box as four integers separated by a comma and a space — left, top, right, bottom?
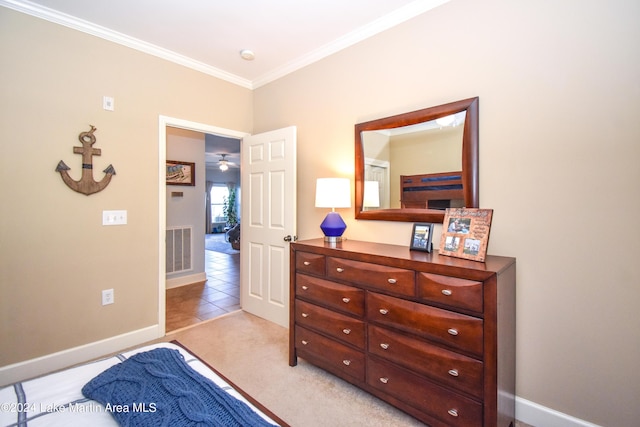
55, 125, 116, 195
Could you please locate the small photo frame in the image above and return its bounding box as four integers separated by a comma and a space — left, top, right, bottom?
410, 223, 434, 252
166, 160, 195, 186
439, 208, 493, 262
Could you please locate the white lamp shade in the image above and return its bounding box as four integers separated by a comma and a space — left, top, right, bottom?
363, 181, 380, 208
315, 178, 351, 209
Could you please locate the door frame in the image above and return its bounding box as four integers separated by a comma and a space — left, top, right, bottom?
158, 115, 249, 336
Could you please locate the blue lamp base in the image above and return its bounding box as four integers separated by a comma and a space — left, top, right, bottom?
320, 212, 347, 243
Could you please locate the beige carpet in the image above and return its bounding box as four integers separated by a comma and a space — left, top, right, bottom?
154, 310, 531, 427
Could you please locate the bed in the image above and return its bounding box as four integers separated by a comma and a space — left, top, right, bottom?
0, 341, 288, 427
400, 171, 464, 209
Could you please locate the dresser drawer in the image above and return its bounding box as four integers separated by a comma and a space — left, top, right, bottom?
296, 274, 365, 317
367, 293, 484, 357
327, 257, 415, 297
295, 251, 326, 276
295, 325, 365, 382
368, 325, 483, 398
368, 357, 483, 426
418, 273, 483, 313
295, 299, 365, 349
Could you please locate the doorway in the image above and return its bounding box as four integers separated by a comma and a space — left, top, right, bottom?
158, 115, 249, 335
166, 159, 241, 332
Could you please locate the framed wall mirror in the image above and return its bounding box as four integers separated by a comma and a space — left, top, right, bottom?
355, 97, 479, 223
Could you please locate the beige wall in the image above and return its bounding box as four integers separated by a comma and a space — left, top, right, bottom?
253, 0, 640, 425
0, 9, 252, 364
389, 127, 462, 176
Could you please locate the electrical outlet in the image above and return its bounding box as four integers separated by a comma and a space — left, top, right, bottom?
102, 289, 114, 305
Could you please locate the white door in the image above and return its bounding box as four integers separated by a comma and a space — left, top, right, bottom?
240, 126, 296, 328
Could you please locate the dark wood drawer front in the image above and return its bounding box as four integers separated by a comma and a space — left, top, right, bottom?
296, 274, 365, 317
368, 325, 483, 398
367, 293, 484, 357
295, 299, 365, 349
327, 257, 415, 297
295, 251, 326, 276
295, 326, 364, 381
368, 357, 483, 427
418, 273, 483, 313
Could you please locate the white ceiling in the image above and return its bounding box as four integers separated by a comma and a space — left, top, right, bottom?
2, 0, 449, 89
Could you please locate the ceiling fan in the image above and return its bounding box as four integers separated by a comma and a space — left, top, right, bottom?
218, 154, 236, 171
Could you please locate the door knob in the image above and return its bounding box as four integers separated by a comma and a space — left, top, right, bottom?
284, 235, 298, 242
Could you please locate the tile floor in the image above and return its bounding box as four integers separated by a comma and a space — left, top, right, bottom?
166, 243, 240, 332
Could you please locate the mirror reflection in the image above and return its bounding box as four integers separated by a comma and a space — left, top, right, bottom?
355, 97, 479, 223
362, 111, 465, 210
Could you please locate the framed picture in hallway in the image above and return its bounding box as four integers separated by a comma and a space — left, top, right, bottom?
166, 160, 195, 186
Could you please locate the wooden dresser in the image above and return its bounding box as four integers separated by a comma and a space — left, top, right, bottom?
289, 239, 516, 427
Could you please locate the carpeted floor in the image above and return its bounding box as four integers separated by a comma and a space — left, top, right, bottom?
205, 233, 239, 255
154, 311, 533, 427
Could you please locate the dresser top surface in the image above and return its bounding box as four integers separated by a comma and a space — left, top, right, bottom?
292, 238, 515, 276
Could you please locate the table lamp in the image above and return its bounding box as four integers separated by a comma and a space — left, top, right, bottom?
315, 178, 351, 242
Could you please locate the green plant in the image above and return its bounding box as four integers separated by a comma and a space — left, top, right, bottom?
223, 187, 238, 226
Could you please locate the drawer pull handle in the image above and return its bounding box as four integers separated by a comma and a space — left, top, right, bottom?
303, 261, 311, 266
379, 377, 389, 384
448, 328, 458, 336
380, 343, 389, 350
379, 309, 389, 315
387, 278, 397, 284
441, 289, 452, 296
342, 328, 351, 335
343, 359, 351, 366
448, 369, 459, 377
301, 340, 309, 345
301, 285, 308, 290
336, 267, 344, 273
302, 313, 309, 318
342, 297, 350, 303
448, 409, 459, 417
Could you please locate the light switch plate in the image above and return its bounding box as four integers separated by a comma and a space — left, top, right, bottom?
102, 210, 127, 225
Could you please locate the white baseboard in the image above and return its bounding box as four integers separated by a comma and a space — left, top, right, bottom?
516, 396, 602, 427
166, 272, 206, 289
0, 324, 161, 387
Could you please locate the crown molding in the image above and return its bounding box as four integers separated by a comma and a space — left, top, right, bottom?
2, 0, 449, 90
252, 0, 450, 88
0, 0, 254, 89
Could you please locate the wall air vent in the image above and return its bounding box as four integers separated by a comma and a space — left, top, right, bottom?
166, 226, 192, 274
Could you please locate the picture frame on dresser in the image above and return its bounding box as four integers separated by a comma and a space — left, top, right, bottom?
409, 222, 434, 252
439, 208, 493, 262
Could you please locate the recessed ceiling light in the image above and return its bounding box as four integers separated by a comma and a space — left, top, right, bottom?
240, 49, 255, 61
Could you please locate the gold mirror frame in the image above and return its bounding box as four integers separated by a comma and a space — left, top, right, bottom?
355, 97, 479, 223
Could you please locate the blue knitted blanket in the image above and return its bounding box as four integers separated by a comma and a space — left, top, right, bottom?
82, 348, 274, 427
